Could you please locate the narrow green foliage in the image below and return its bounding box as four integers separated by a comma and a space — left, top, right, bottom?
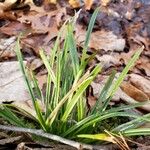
15, 37, 36, 106
109, 46, 144, 97
100, 46, 144, 111
31, 71, 44, 102
84, 7, 99, 49
90, 70, 116, 114
39, 50, 56, 86
113, 113, 150, 132
123, 128, 150, 136
67, 23, 79, 76
81, 8, 99, 65
0, 106, 26, 127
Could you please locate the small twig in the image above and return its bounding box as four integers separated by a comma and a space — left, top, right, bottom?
0, 125, 116, 150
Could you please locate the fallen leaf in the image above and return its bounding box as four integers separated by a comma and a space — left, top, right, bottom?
76, 25, 125, 51
17, 8, 67, 53
113, 87, 150, 112
0, 21, 31, 36
0, 36, 16, 59
21, 33, 49, 54
17, 11, 58, 33
36, 74, 47, 90
120, 82, 149, 102
84, 0, 94, 10
0, 12, 17, 20
92, 75, 150, 112
91, 76, 108, 98
28, 58, 43, 70
96, 54, 121, 70
136, 61, 150, 77
0, 61, 30, 103
69, 0, 82, 8
129, 74, 150, 98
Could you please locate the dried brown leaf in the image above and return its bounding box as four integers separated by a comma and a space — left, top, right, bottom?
76, 25, 125, 51
0, 21, 31, 36
129, 74, 150, 98
0, 61, 30, 103
69, 0, 81, 8
0, 36, 16, 59
84, 0, 94, 10
120, 82, 149, 102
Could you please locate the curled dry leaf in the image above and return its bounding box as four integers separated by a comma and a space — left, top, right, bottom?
129, 74, 150, 98
76, 25, 125, 51
114, 87, 150, 112
84, 0, 94, 10
120, 81, 149, 102
69, 0, 82, 8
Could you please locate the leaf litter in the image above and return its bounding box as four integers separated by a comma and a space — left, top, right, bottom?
0, 0, 150, 149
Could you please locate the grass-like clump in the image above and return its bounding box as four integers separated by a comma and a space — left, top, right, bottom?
0, 8, 149, 147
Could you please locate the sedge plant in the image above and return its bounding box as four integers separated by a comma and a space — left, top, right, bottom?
0, 8, 149, 144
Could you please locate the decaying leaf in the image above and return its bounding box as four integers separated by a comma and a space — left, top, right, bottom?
76, 25, 125, 51
16, 8, 67, 53
0, 21, 31, 36
136, 60, 150, 77
129, 74, 150, 98
120, 82, 149, 102
28, 58, 43, 71
69, 0, 82, 8
0, 61, 30, 103
96, 54, 121, 70
36, 74, 47, 90
84, 0, 94, 10
114, 87, 150, 112
0, 36, 16, 59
